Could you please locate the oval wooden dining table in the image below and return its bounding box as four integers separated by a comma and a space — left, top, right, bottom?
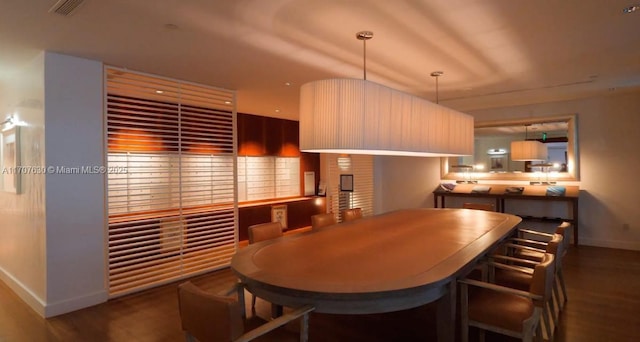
231, 208, 521, 341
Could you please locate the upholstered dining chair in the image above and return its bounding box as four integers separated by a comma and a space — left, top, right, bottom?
311, 213, 337, 231
341, 208, 363, 222
177, 281, 314, 342
462, 202, 496, 211
490, 234, 564, 341
459, 253, 556, 342
247, 221, 283, 313
515, 222, 571, 309
248, 221, 283, 244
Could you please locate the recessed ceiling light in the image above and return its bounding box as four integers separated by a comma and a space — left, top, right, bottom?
275, 109, 280, 113
155, 90, 164, 94
224, 100, 232, 104
285, 82, 292, 86
623, 5, 639, 13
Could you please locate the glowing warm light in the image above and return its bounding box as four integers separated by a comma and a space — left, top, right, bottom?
511, 141, 547, 161
299, 78, 474, 157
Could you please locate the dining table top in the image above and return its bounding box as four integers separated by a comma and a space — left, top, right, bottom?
231, 208, 521, 314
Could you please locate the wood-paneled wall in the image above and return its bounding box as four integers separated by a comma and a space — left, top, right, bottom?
237, 113, 323, 240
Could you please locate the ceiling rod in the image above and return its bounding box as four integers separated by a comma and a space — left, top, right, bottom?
356, 31, 373, 80
430, 71, 443, 104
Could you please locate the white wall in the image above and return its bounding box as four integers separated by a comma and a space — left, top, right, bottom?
0, 52, 47, 313
0, 52, 107, 317
374, 89, 640, 250
374, 156, 441, 213
469, 90, 640, 250
43, 52, 107, 316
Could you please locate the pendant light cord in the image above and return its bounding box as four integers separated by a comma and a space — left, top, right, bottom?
430, 71, 443, 104
356, 31, 373, 81
363, 38, 367, 80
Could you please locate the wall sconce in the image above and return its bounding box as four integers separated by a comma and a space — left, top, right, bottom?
1, 115, 15, 131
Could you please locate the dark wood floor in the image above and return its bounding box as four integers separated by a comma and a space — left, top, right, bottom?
1, 245, 639, 341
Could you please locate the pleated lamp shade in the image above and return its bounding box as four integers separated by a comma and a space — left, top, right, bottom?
510, 140, 548, 161
299, 78, 474, 157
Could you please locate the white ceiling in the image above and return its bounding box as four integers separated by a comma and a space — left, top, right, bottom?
1, 0, 639, 120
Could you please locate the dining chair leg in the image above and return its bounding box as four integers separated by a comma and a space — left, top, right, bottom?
251, 294, 257, 312
299, 311, 310, 342
237, 286, 247, 319
478, 329, 486, 342
548, 291, 558, 327
535, 322, 543, 342
558, 269, 568, 306
460, 282, 469, 342
541, 306, 553, 341
271, 303, 283, 318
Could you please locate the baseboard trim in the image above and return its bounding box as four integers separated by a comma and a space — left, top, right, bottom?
44, 289, 108, 318
0, 266, 108, 318
580, 238, 640, 251
0, 266, 46, 317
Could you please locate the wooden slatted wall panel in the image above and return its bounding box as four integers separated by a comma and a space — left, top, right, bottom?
327, 154, 374, 222
105, 67, 237, 296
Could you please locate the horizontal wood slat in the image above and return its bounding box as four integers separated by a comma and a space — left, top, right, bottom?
106, 67, 237, 296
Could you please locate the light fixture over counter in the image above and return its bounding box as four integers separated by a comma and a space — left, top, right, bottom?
299, 78, 474, 157
298, 31, 473, 157
510, 140, 548, 161
510, 124, 548, 161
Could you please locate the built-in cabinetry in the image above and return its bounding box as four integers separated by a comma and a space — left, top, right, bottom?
433, 183, 580, 245
236, 113, 322, 240
238, 197, 326, 241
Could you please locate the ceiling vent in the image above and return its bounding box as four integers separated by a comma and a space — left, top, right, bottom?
49, 0, 85, 16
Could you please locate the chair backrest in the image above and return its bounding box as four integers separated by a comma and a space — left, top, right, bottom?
529, 253, 556, 306
248, 221, 283, 244
311, 213, 337, 230
546, 233, 566, 272
341, 208, 363, 222
555, 221, 572, 251
462, 202, 495, 211
178, 281, 244, 341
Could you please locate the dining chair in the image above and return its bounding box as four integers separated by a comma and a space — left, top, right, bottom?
515, 222, 571, 309
247, 221, 284, 314
462, 202, 495, 211
248, 221, 283, 244
460, 253, 555, 342
311, 213, 337, 231
177, 281, 314, 342
341, 208, 363, 222
491, 234, 564, 341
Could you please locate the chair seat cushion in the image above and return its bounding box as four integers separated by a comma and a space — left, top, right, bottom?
468, 287, 535, 332
514, 249, 544, 261
494, 268, 531, 291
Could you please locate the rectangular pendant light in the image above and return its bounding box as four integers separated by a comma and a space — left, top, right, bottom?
510, 140, 548, 161
299, 78, 474, 157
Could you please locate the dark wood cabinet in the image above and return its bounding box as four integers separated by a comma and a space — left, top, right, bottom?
237, 113, 301, 157
238, 113, 267, 156
238, 197, 326, 241
280, 119, 300, 157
